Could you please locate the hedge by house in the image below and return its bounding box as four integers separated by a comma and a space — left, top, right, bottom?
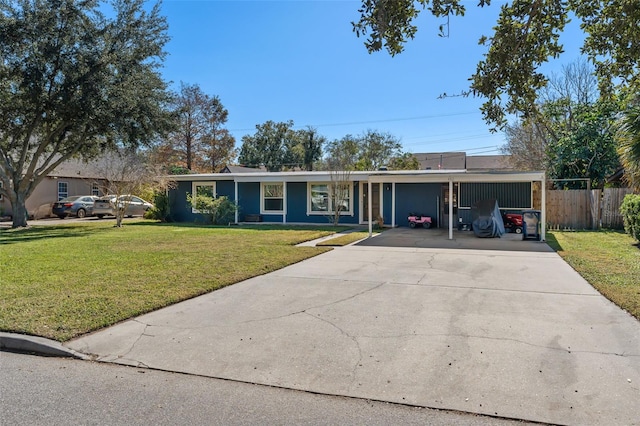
620, 194, 640, 242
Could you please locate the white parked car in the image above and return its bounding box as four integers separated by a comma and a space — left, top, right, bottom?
93, 195, 153, 218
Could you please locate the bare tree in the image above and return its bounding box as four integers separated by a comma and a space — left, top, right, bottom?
95, 149, 173, 227
541, 59, 599, 106
328, 170, 352, 226
501, 121, 547, 171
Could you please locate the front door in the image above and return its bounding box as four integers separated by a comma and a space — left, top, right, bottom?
363, 183, 381, 222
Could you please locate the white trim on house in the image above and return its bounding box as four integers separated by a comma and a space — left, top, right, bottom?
358, 181, 384, 224
260, 182, 285, 215
57, 181, 68, 200
171, 170, 373, 183
306, 181, 354, 216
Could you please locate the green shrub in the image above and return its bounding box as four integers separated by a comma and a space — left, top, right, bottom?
146, 192, 172, 222
187, 194, 238, 225
620, 194, 640, 241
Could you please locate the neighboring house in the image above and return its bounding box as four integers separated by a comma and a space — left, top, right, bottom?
168, 168, 547, 240
0, 158, 109, 219
413, 153, 514, 172
465, 155, 516, 172
606, 167, 629, 187
416, 152, 466, 170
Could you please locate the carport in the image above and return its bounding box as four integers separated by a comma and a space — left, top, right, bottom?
366, 170, 546, 241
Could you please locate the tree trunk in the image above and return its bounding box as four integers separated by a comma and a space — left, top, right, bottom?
10, 192, 29, 228
115, 208, 124, 227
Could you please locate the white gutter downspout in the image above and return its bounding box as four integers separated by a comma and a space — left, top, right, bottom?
448, 179, 454, 240
368, 180, 373, 237
234, 180, 239, 224
391, 182, 396, 227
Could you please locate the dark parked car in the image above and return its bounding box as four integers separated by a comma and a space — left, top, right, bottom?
52, 196, 99, 219
93, 195, 153, 218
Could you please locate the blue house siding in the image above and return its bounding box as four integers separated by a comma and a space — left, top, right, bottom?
382, 183, 392, 225
170, 180, 237, 222
170, 181, 196, 222
285, 181, 359, 224
285, 182, 308, 222
216, 181, 235, 199
238, 182, 260, 221
166, 173, 539, 228
395, 183, 441, 227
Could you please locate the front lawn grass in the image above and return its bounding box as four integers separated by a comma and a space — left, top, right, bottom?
0, 221, 341, 341
316, 231, 378, 246
547, 230, 640, 320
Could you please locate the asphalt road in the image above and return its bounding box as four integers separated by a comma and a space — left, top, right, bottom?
1, 351, 533, 426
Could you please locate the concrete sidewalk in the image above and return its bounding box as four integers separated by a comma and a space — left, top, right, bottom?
66, 245, 640, 425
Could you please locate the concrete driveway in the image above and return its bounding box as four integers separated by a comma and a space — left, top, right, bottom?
357, 227, 554, 252
67, 238, 640, 425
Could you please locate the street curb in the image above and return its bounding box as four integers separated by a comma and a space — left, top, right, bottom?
0, 332, 90, 360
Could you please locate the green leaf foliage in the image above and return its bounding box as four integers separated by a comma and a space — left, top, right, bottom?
615, 96, 640, 191
238, 122, 326, 172
146, 192, 172, 222
238, 120, 296, 172
620, 194, 640, 241
187, 194, 238, 225
545, 100, 621, 188
324, 130, 403, 171
388, 152, 421, 170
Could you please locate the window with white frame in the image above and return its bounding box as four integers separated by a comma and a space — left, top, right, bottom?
308, 182, 352, 215
91, 183, 100, 196
57, 181, 68, 200
261, 182, 284, 213
190, 182, 216, 213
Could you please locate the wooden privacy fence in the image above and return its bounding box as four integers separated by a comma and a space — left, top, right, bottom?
545, 188, 633, 230
601, 188, 633, 228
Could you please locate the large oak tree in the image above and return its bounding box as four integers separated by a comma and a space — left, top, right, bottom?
0, 0, 173, 227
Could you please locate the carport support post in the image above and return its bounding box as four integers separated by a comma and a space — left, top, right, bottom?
391, 182, 396, 227
448, 180, 454, 240
368, 180, 372, 237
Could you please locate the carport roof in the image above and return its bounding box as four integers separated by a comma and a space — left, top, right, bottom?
366, 170, 545, 183
168, 169, 545, 183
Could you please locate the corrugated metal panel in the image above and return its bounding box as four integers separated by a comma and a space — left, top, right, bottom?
460, 182, 532, 209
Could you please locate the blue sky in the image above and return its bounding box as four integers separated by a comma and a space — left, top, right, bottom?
158, 0, 586, 156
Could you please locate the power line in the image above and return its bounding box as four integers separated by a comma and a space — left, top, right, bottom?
228, 111, 480, 133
